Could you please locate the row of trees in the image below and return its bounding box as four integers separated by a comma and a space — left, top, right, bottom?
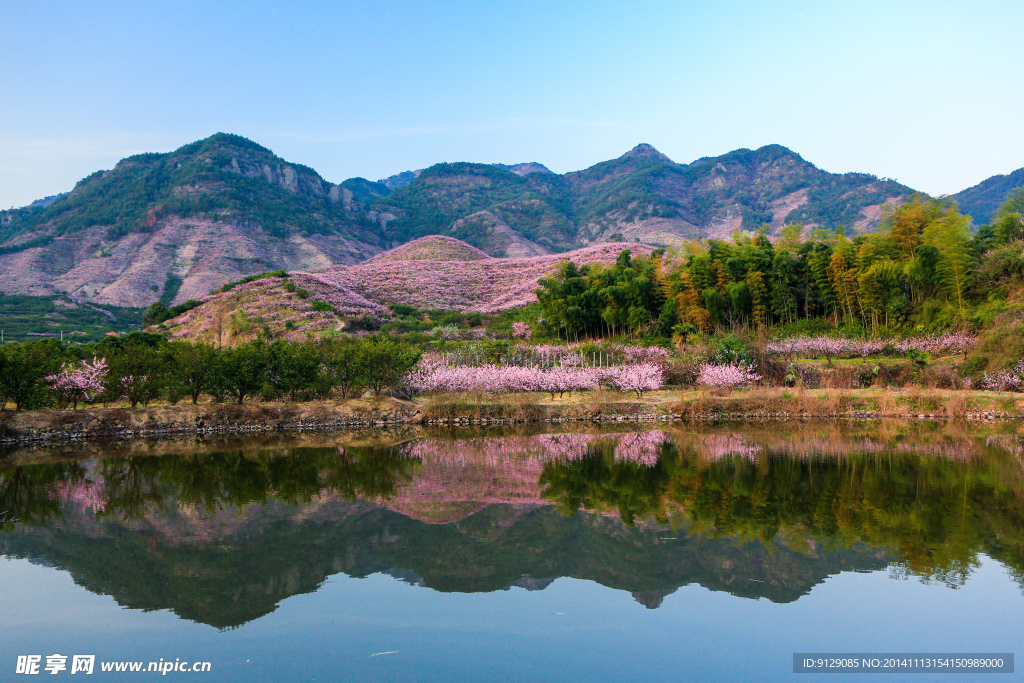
536, 191, 1024, 339
406, 357, 665, 398
0, 334, 421, 411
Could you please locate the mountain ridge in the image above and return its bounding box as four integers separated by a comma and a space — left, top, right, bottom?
952, 166, 1024, 224
0, 133, 1019, 308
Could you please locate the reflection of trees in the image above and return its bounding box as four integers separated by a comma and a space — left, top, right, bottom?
540, 440, 1024, 587
99, 457, 167, 520
0, 463, 86, 529
321, 446, 416, 501
7, 428, 1024, 593
715, 454, 1024, 587
161, 450, 279, 511
539, 439, 673, 525
15, 446, 419, 523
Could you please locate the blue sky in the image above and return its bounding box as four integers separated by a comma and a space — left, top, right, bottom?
2, 0, 1022, 209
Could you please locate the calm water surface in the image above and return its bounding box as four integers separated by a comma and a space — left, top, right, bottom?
2, 422, 1023, 681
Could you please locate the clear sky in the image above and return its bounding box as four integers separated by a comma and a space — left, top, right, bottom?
2, 0, 1022, 209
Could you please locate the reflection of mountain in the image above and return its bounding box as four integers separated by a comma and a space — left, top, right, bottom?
0, 498, 888, 628
1, 423, 1023, 629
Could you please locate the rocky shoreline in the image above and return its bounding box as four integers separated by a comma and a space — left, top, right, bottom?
0, 400, 418, 446
1, 392, 1022, 447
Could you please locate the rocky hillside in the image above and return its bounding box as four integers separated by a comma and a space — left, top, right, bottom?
0, 134, 389, 307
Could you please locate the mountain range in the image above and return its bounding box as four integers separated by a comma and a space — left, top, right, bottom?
0, 133, 1019, 308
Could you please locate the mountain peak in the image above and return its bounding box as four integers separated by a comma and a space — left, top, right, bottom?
621, 144, 673, 163
379, 169, 424, 190
494, 162, 554, 177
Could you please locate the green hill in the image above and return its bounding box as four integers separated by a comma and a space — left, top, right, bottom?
953, 167, 1024, 225
375, 162, 578, 252
0, 133, 389, 245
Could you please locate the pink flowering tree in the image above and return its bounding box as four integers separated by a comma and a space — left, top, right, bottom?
765, 332, 979, 363
511, 321, 532, 339
612, 362, 664, 398
766, 338, 801, 360
939, 331, 976, 359
45, 357, 108, 409
697, 362, 760, 392
809, 337, 846, 365
981, 359, 1024, 392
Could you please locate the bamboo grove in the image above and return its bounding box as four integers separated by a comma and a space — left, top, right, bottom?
536, 192, 1024, 340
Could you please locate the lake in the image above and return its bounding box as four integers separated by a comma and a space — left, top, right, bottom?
2, 422, 1022, 681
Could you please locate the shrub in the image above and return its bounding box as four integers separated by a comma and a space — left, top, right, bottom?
708, 334, 757, 366
920, 365, 969, 390
389, 303, 419, 317
311, 301, 335, 313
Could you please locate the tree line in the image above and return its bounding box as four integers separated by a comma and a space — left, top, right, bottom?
536, 190, 1024, 340
0, 334, 421, 411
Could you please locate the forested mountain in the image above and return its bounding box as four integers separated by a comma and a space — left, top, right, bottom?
374, 143, 918, 253
953, 167, 1024, 225
0, 134, 391, 308
1, 133, 390, 244
0, 132, 1017, 311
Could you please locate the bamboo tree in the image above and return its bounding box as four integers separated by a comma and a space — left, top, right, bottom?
923, 207, 973, 312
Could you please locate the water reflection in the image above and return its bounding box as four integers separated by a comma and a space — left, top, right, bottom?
1, 423, 1022, 628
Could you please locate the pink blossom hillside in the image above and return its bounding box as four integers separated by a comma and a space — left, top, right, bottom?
154, 237, 660, 343
363, 235, 492, 263
313, 239, 658, 312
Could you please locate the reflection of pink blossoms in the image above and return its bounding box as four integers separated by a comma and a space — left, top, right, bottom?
403, 430, 668, 467
49, 478, 106, 513
45, 357, 108, 409
698, 434, 763, 461
613, 431, 667, 466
